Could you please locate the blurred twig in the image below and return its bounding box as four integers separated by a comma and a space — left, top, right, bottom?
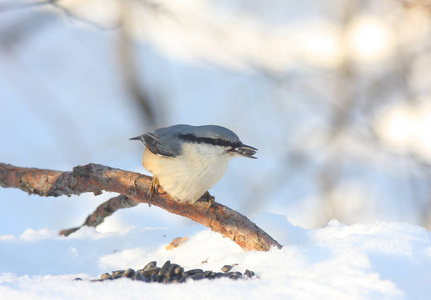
315, 0, 360, 224
116, 13, 158, 128
0, 0, 56, 12
0, 0, 122, 30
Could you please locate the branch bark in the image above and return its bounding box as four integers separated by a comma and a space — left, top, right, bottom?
0, 163, 282, 251
59, 195, 139, 236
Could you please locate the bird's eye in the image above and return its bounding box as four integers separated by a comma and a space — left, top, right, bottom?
215, 139, 221, 145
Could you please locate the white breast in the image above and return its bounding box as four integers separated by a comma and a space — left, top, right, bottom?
142, 143, 231, 204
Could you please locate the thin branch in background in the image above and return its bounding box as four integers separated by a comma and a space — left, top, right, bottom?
0, 0, 56, 12
0, 0, 122, 30
50, 2, 122, 31
116, 18, 158, 128
314, 0, 358, 224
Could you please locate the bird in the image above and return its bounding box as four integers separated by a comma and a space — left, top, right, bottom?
130, 124, 258, 206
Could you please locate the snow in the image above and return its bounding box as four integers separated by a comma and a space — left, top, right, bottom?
1, 213, 431, 299
2, 1, 431, 299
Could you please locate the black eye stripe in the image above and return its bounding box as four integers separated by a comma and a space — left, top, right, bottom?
178, 134, 241, 148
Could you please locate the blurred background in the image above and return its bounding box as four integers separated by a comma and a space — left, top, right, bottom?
1, 0, 431, 236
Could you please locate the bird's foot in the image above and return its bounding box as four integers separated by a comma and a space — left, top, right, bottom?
203, 191, 215, 210
147, 177, 160, 207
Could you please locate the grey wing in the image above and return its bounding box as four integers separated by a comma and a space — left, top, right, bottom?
142, 132, 179, 157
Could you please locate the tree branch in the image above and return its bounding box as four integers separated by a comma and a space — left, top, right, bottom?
0, 163, 282, 251
59, 195, 139, 236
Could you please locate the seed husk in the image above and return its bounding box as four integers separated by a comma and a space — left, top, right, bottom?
101, 273, 112, 280
95, 260, 256, 284
185, 269, 204, 276
158, 260, 171, 276
122, 268, 135, 278
143, 261, 157, 271
189, 273, 205, 280
221, 265, 233, 272
143, 267, 160, 277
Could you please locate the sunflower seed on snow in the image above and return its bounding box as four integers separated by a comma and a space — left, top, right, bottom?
158, 260, 171, 276
100, 273, 112, 280
244, 269, 255, 279
122, 268, 135, 278
143, 267, 160, 277
134, 272, 146, 281
185, 269, 204, 276
150, 273, 160, 283
96, 261, 256, 284
112, 270, 125, 276
215, 272, 233, 278
174, 266, 184, 276
221, 265, 233, 272
110, 273, 123, 279
165, 265, 177, 277
189, 273, 205, 280
229, 272, 242, 280
143, 261, 157, 271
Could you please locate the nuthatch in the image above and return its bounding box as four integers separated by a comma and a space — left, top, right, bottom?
130, 124, 257, 205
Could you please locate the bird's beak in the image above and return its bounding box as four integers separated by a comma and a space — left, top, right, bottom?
235, 143, 258, 159
129, 136, 142, 141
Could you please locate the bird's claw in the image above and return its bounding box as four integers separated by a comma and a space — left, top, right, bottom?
203, 191, 215, 210
147, 177, 159, 207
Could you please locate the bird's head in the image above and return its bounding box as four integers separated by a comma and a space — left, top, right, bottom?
177, 125, 258, 159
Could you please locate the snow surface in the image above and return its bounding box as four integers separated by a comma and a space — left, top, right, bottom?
2, 2, 431, 299
1, 213, 430, 299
